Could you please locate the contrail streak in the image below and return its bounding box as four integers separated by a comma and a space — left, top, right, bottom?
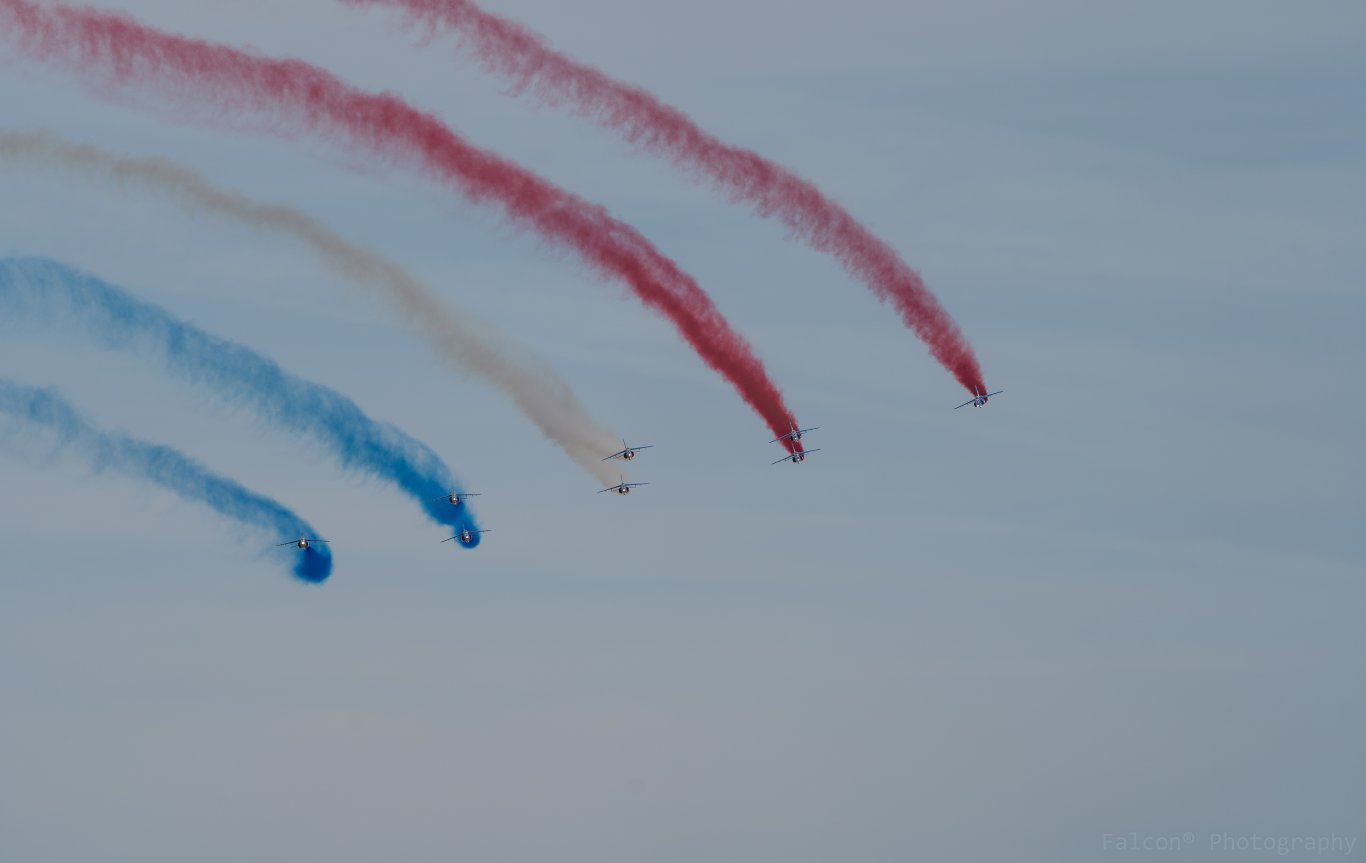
343, 0, 989, 396
0, 257, 484, 547
0, 378, 333, 583
0, 129, 626, 486
0, 0, 805, 450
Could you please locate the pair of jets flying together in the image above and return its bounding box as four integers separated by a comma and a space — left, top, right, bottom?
599, 440, 652, 494
431, 492, 493, 546
771, 423, 820, 465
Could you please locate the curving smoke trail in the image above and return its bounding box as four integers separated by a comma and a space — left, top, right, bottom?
0, 257, 483, 547
0, 378, 333, 583
0, 0, 805, 451
0, 130, 626, 486
341, 0, 988, 397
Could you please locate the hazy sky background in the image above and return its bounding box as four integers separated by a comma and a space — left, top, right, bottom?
1, 1, 1363, 860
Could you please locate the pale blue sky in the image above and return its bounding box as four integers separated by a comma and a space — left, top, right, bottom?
1, 1, 1363, 860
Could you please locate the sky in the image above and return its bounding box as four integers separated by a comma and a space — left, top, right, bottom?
0, 1, 1363, 860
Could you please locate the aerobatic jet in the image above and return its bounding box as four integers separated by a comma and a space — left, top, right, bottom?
599, 476, 649, 495
277, 537, 328, 550
603, 441, 653, 462
955, 389, 1004, 409
773, 448, 821, 465
433, 491, 480, 506
442, 528, 490, 546
771, 423, 819, 444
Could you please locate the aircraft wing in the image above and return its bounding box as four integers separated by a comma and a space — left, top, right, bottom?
601, 450, 628, 461
955, 399, 975, 409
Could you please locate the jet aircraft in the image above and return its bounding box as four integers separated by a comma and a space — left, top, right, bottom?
771, 423, 819, 444
603, 441, 653, 462
442, 528, 490, 546
277, 537, 328, 550
433, 491, 480, 506
599, 476, 649, 495
956, 389, 1004, 409
772, 448, 821, 465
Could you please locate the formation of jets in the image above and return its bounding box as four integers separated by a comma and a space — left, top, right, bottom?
276, 390, 1000, 550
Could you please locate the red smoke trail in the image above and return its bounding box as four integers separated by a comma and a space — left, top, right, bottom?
343, 0, 988, 396
0, 0, 802, 450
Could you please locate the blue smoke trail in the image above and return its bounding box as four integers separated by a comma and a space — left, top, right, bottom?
0, 257, 481, 547
0, 379, 333, 583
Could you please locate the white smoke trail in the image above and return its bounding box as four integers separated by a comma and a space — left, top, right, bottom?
0, 130, 627, 485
